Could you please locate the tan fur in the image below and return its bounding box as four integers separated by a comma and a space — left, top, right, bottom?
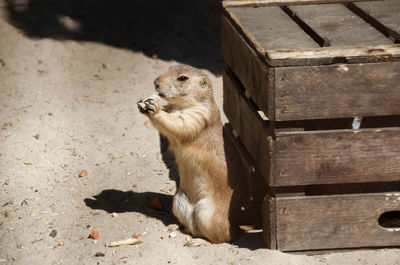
137, 65, 252, 243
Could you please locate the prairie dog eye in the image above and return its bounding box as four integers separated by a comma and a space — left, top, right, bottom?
177, 76, 189, 82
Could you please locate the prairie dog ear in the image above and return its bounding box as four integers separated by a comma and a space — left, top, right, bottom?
199, 77, 208, 89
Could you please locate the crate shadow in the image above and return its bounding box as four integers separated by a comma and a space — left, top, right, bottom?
4, 0, 223, 74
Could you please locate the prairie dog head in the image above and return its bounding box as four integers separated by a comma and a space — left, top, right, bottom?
154, 65, 214, 107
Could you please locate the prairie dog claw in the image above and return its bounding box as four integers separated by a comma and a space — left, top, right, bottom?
137, 95, 161, 115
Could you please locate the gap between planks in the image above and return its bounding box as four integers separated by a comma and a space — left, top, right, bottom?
346, 2, 400, 43
222, 0, 383, 8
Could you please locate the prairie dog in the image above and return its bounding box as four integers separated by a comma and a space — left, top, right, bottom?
137, 65, 254, 244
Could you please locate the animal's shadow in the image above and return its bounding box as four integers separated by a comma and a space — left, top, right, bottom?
4, 0, 223, 74
84, 189, 176, 226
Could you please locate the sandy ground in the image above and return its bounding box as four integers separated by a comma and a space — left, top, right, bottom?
0, 0, 399, 264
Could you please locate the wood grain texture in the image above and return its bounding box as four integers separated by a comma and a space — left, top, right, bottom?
223, 71, 275, 186
223, 68, 400, 186
221, 14, 272, 118
222, 0, 382, 8
275, 193, 400, 251
227, 6, 319, 51
275, 128, 400, 186
290, 4, 392, 47
266, 44, 400, 66
354, 0, 400, 42
223, 124, 268, 222
262, 194, 277, 249
274, 61, 400, 121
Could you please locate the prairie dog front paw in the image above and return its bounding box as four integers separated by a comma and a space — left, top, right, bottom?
137, 95, 161, 115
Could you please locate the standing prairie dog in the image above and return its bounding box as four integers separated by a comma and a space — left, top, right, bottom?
137, 65, 255, 245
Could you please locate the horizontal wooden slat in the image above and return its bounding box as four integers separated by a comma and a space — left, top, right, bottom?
266, 44, 400, 66
274, 61, 400, 121
225, 6, 319, 52
275, 127, 400, 186
222, 0, 382, 8
221, 14, 273, 119
354, 0, 400, 42
290, 4, 392, 47
275, 192, 400, 251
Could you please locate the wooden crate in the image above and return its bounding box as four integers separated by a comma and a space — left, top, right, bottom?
224, 70, 400, 251
222, 0, 400, 121
221, 0, 400, 251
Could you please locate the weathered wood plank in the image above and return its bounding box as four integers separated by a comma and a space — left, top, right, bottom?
275, 128, 400, 186
221, 14, 272, 118
274, 61, 400, 121
275, 193, 400, 251
223, 71, 275, 186
354, 0, 400, 42
290, 4, 392, 46
226, 6, 319, 52
224, 67, 400, 186
262, 194, 277, 249
266, 44, 400, 66
223, 124, 268, 222
224, 4, 400, 66
222, 0, 382, 8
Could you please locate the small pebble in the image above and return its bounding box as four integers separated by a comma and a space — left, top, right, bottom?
168, 232, 177, 238
89, 229, 99, 239
49, 230, 57, 238
111, 212, 118, 217
167, 224, 179, 232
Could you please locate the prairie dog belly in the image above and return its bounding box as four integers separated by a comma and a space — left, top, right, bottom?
172, 191, 214, 237
172, 191, 195, 232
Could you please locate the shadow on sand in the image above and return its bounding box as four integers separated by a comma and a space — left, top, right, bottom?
84, 189, 176, 226
4, 0, 223, 74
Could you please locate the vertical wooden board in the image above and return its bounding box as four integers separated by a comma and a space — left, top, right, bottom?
223, 124, 268, 222
355, 0, 400, 41
223, 71, 273, 185
223, 71, 242, 134
290, 4, 392, 46
274, 61, 400, 121
276, 193, 400, 251
275, 128, 400, 186
262, 194, 277, 249
221, 15, 271, 118
226, 6, 319, 51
